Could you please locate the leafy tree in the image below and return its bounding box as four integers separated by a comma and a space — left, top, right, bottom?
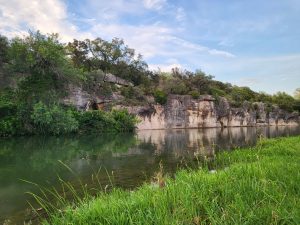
272, 92, 295, 112
9, 32, 73, 75
8, 32, 83, 103
0, 35, 9, 66
66, 39, 90, 71
256, 92, 272, 103
294, 88, 300, 100
67, 37, 150, 85
230, 86, 256, 106
188, 70, 214, 94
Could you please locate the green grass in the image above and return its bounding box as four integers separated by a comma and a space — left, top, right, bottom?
44, 136, 300, 225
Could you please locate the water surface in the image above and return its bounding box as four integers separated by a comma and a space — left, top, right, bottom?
1, 126, 300, 224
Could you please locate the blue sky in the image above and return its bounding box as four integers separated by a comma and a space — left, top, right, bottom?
0, 0, 299, 95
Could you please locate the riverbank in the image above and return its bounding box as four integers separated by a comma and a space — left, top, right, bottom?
42, 135, 300, 224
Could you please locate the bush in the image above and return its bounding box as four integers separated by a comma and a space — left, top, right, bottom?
0, 89, 24, 136
188, 90, 200, 99
120, 86, 146, 105
111, 110, 138, 132
76, 110, 116, 133
0, 116, 22, 137
31, 102, 79, 135
154, 90, 167, 105
209, 87, 226, 98
76, 109, 137, 133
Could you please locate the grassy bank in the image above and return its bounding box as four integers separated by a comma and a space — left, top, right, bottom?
44, 136, 300, 224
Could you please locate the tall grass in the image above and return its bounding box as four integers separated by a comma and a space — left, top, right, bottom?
33, 136, 300, 224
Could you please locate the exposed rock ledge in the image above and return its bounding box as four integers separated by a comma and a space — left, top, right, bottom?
114, 95, 299, 130
62, 86, 299, 130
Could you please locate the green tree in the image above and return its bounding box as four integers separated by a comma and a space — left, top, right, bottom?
9, 31, 81, 79
66, 39, 90, 71
8, 32, 83, 104
294, 88, 300, 100
0, 35, 9, 66
189, 70, 214, 94
230, 86, 256, 106
272, 92, 295, 112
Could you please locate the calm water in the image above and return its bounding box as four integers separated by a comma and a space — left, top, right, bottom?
1, 126, 300, 224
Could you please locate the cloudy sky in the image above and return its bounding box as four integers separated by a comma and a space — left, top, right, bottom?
0, 0, 299, 95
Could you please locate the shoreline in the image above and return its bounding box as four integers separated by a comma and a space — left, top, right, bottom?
40, 135, 300, 224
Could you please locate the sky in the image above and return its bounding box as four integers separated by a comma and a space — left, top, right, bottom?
0, 0, 299, 95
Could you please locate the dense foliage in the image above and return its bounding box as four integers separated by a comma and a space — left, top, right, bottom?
75, 109, 137, 133
0, 32, 138, 136
0, 31, 299, 136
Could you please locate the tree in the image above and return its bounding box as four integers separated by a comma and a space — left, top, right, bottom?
230, 86, 256, 105
9, 31, 79, 78
0, 35, 9, 66
66, 39, 90, 71
188, 70, 214, 94
294, 88, 300, 100
8, 31, 83, 103
272, 92, 295, 112
67, 37, 150, 85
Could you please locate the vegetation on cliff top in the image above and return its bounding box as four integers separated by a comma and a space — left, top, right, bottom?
36, 135, 300, 224
0, 31, 299, 136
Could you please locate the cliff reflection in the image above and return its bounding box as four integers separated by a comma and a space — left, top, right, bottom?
136, 126, 300, 158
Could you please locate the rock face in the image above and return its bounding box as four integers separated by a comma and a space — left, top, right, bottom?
63, 86, 299, 130
120, 95, 299, 130
104, 73, 133, 87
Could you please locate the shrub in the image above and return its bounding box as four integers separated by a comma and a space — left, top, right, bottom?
76, 110, 116, 133
154, 90, 167, 105
0, 116, 22, 137
111, 109, 138, 132
188, 90, 200, 99
209, 87, 226, 98
76, 109, 137, 133
31, 102, 79, 135
0, 89, 24, 136
120, 86, 146, 105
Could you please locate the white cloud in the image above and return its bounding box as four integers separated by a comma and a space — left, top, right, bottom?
236, 77, 261, 86
176, 7, 186, 22
90, 23, 171, 58
0, 0, 91, 41
143, 0, 167, 10
0, 0, 234, 63
148, 63, 183, 72
169, 36, 235, 58
208, 49, 235, 58
89, 21, 236, 63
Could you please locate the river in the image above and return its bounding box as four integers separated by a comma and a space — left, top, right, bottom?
1, 126, 300, 224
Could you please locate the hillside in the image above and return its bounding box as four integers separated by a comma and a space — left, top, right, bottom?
0, 32, 299, 136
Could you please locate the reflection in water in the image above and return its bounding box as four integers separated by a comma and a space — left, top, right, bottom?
0, 126, 300, 224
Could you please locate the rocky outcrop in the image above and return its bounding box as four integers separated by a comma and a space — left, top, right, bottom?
62, 85, 124, 110
104, 73, 133, 87
117, 95, 299, 130
63, 86, 299, 130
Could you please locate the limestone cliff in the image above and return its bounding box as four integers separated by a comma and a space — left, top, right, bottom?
63, 88, 299, 130
116, 95, 299, 130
